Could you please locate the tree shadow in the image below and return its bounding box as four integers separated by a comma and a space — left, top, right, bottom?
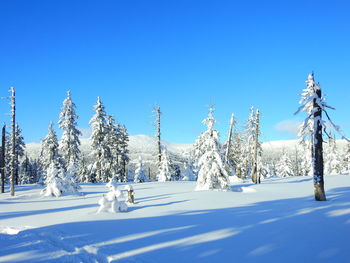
0, 187, 349, 263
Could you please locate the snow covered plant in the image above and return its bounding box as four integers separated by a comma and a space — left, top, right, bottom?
41, 162, 79, 197
97, 179, 128, 213
40, 122, 80, 197
134, 156, 147, 183
157, 147, 172, 182
182, 161, 196, 181
295, 72, 345, 201
195, 106, 230, 191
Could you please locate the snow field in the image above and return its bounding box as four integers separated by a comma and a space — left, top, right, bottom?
0, 175, 350, 262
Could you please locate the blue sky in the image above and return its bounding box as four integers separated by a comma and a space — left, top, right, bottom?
0, 0, 350, 144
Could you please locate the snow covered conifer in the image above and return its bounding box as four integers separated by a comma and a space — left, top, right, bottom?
231, 130, 244, 178
182, 161, 196, 181
119, 125, 129, 182
275, 151, 293, 177
195, 106, 229, 191
324, 135, 341, 175
157, 147, 172, 182
342, 143, 350, 174
19, 155, 32, 184
296, 72, 340, 201
223, 113, 236, 175
134, 156, 147, 183
89, 97, 111, 182
40, 122, 63, 173
40, 123, 79, 196
58, 90, 82, 181
78, 157, 90, 183
58, 90, 82, 164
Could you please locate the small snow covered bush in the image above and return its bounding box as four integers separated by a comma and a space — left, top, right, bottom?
97, 179, 128, 213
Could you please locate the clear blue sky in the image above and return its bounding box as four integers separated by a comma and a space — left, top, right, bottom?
1, 0, 350, 143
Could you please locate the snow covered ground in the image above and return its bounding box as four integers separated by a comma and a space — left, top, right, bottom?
1, 176, 350, 263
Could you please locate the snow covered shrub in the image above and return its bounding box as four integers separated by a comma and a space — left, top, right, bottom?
134, 156, 147, 183
182, 161, 196, 181
97, 180, 128, 213
41, 162, 79, 197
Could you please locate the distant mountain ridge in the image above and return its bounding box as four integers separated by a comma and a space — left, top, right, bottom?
25, 135, 349, 165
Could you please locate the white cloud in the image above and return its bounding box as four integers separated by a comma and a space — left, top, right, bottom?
274, 120, 301, 137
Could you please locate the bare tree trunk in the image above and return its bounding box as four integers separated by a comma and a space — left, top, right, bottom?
10, 87, 16, 196
252, 110, 260, 184
0, 125, 5, 193
155, 107, 162, 165
313, 87, 326, 201
224, 113, 235, 165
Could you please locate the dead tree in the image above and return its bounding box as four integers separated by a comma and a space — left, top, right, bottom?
224, 113, 235, 165
252, 110, 261, 184
0, 124, 5, 193
10, 87, 16, 196
153, 106, 162, 166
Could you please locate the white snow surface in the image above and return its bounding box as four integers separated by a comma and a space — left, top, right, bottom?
1, 176, 350, 262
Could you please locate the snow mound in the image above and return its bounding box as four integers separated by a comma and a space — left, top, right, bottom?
229, 176, 243, 184
0, 226, 31, 235
231, 186, 257, 193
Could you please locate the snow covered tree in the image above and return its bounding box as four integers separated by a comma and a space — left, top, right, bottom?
157, 147, 172, 182
39, 122, 63, 180
105, 116, 120, 175
58, 90, 82, 181
182, 161, 196, 181
251, 109, 262, 184
324, 135, 341, 175
119, 125, 129, 182
171, 164, 182, 181
275, 151, 293, 177
296, 72, 341, 201
241, 107, 262, 182
134, 156, 147, 183
40, 122, 79, 196
5, 124, 25, 185
153, 106, 162, 167
342, 142, 350, 174
19, 155, 32, 184
222, 113, 236, 175
78, 157, 90, 183
231, 130, 244, 178
195, 106, 229, 191
89, 97, 112, 182
290, 146, 303, 177
298, 139, 312, 176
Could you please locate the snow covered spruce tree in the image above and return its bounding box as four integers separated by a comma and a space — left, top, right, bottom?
342, 142, 350, 174
275, 151, 293, 177
4, 124, 26, 185
324, 134, 341, 175
119, 125, 129, 182
19, 155, 33, 184
157, 147, 173, 182
195, 106, 229, 191
89, 97, 113, 183
58, 90, 82, 182
182, 160, 196, 181
231, 130, 244, 178
40, 122, 79, 197
296, 72, 341, 201
241, 107, 262, 183
222, 113, 236, 175
134, 156, 147, 183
